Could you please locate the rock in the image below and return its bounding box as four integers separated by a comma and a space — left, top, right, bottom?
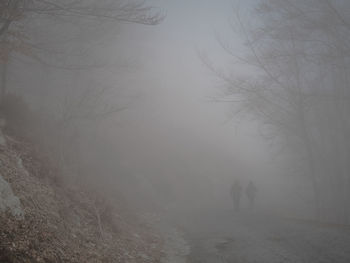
16, 156, 30, 178
0, 127, 6, 147
0, 117, 6, 128
0, 173, 24, 218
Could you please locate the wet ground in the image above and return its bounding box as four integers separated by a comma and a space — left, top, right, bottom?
182, 210, 350, 263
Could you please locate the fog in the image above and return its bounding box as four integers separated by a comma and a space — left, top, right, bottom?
2, 0, 350, 262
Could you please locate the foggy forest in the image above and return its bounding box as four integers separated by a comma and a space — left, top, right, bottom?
1, 0, 350, 262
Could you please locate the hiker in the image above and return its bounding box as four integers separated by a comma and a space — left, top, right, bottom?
230, 179, 242, 212
246, 181, 257, 210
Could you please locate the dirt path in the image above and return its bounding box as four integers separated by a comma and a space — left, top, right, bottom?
142, 213, 190, 263
184, 210, 350, 263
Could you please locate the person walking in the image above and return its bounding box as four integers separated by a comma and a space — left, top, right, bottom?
246, 181, 257, 210
230, 179, 242, 212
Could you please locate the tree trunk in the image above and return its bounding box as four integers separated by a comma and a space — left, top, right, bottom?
290, 29, 321, 221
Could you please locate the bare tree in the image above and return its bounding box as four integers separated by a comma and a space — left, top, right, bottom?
0, 0, 164, 102
209, 0, 350, 222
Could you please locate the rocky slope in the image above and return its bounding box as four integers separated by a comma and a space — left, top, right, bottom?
0, 126, 163, 263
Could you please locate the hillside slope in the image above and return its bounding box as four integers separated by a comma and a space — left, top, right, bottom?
0, 128, 163, 263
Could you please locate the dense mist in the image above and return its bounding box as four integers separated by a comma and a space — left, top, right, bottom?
1, 0, 350, 262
